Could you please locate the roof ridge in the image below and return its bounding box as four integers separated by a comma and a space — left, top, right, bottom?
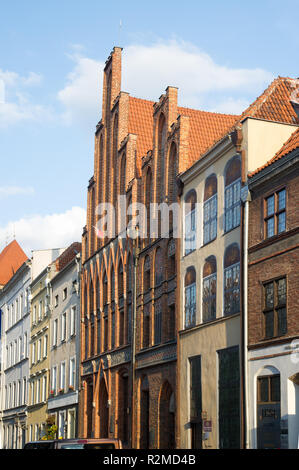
178, 105, 239, 118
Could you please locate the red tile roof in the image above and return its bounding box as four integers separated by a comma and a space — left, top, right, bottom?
178, 106, 238, 164
0, 240, 28, 287
249, 126, 299, 177
128, 97, 154, 158
55, 242, 81, 272
240, 76, 299, 125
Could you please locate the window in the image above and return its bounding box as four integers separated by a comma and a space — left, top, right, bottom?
38, 300, 43, 321
43, 334, 48, 358
203, 174, 217, 244
143, 256, 151, 292
33, 305, 37, 324
32, 342, 36, 365
42, 376, 47, 402
37, 338, 41, 361
257, 375, 280, 403
18, 337, 22, 362
61, 313, 66, 342
264, 188, 286, 238
53, 319, 58, 347
60, 362, 66, 391
154, 304, 162, 345
263, 277, 287, 339
185, 190, 197, 255
189, 356, 202, 449
154, 247, 163, 286
36, 379, 40, 404
185, 267, 196, 329
69, 358, 76, 389
167, 239, 176, 279
118, 261, 124, 298
224, 244, 240, 316
23, 378, 27, 405
224, 157, 241, 233
70, 306, 76, 337
63, 288, 67, 301
55, 295, 59, 307
202, 256, 217, 322
51, 366, 57, 394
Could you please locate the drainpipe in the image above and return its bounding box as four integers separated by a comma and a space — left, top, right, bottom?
131, 226, 139, 449
243, 192, 250, 449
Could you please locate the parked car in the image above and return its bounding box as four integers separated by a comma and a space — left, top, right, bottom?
24, 438, 122, 449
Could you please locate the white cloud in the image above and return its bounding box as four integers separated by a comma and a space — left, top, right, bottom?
122, 39, 274, 111
0, 206, 86, 255
57, 54, 103, 126
57, 39, 273, 124
0, 186, 35, 198
0, 68, 47, 127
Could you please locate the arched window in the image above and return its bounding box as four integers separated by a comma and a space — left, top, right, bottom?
202, 256, 217, 322
118, 261, 124, 298
167, 239, 176, 279
224, 157, 241, 233
96, 276, 101, 354
110, 265, 115, 349
103, 270, 108, 306
143, 255, 151, 292
112, 114, 118, 208
185, 190, 197, 255
203, 174, 217, 244
168, 142, 177, 205
224, 244, 240, 316
157, 113, 166, 204
154, 247, 163, 286
185, 267, 196, 328
145, 168, 152, 241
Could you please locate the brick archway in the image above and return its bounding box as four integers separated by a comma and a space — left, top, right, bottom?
158, 381, 175, 449
98, 377, 109, 438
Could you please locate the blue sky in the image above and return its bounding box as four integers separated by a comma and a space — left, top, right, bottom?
0, 0, 298, 255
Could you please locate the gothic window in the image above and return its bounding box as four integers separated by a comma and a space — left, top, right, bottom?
185, 190, 197, 255
224, 244, 240, 316
185, 267, 196, 329
224, 157, 241, 233
154, 247, 163, 286
103, 271, 108, 306
167, 238, 176, 279
263, 277, 287, 338
143, 255, 151, 292
264, 188, 286, 238
202, 256, 217, 322
203, 174, 217, 244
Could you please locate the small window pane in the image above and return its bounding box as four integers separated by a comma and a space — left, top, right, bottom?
270, 376, 280, 402
278, 189, 286, 211
277, 308, 287, 336
265, 283, 274, 308
259, 378, 269, 402
278, 212, 286, 233
267, 217, 275, 238
267, 195, 275, 216
277, 278, 286, 305
265, 311, 274, 338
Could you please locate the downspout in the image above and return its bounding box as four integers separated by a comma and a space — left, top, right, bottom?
244, 194, 250, 449
131, 228, 139, 448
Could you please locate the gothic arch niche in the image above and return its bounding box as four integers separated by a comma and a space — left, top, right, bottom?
118, 370, 129, 445
86, 378, 94, 438
98, 377, 109, 438
167, 141, 177, 232
158, 381, 175, 449
139, 376, 150, 449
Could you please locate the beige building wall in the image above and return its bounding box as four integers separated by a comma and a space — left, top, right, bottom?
27, 267, 54, 441
242, 118, 296, 174
179, 143, 242, 449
